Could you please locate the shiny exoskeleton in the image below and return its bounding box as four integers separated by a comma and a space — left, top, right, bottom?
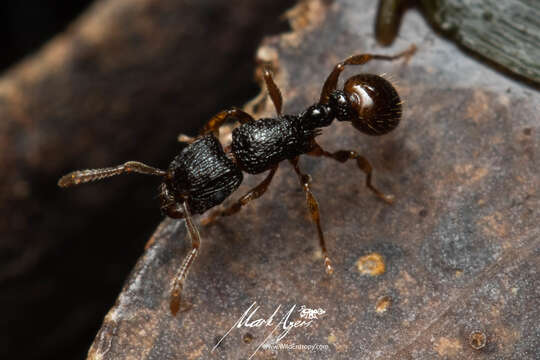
58, 45, 415, 315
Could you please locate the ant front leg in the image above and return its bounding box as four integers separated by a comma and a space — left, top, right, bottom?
309, 143, 394, 204
201, 165, 279, 225
159, 183, 186, 218
289, 157, 333, 275
169, 200, 201, 316
319, 45, 416, 104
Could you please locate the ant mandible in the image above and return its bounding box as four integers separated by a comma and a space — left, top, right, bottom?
59, 45, 416, 315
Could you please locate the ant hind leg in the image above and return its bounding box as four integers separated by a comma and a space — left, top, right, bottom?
308, 143, 394, 204
319, 44, 416, 104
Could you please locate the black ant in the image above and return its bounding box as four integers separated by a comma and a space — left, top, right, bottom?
58, 45, 415, 315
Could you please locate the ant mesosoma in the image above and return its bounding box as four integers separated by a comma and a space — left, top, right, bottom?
59, 45, 415, 315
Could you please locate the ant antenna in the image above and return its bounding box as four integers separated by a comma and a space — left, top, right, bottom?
58, 161, 167, 187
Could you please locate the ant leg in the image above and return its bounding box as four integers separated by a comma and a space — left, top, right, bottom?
263, 68, 283, 115
201, 108, 255, 136
309, 143, 394, 204
319, 44, 416, 104
289, 157, 333, 275
58, 161, 166, 187
184, 67, 283, 140
170, 200, 201, 316
201, 165, 279, 225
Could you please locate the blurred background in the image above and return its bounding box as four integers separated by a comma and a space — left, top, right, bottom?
0, 1, 292, 359
0, 1, 90, 71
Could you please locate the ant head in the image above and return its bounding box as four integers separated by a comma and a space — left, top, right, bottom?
329, 74, 401, 136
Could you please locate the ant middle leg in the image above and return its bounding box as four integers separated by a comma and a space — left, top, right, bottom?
177, 108, 257, 142
289, 157, 333, 275
319, 44, 416, 104
201, 108, 255, 136
170, 200, 201, 316
183, 68, 283, 141
201, 165, 279, 225
263, 68, 283, 115
308, 143, 394, 204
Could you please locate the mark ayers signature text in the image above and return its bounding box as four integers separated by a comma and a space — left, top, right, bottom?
212, 301, 325, 357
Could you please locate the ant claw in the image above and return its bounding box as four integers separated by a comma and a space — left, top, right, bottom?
381, 193, 395, 204
324, 258, 334, 275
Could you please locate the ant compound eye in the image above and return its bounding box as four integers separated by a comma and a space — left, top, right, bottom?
343, 74, 401, 135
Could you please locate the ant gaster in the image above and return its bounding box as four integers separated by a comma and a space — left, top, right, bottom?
59, 45, 416, 315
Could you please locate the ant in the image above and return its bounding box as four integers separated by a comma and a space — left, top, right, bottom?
59, 45, 415, 315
